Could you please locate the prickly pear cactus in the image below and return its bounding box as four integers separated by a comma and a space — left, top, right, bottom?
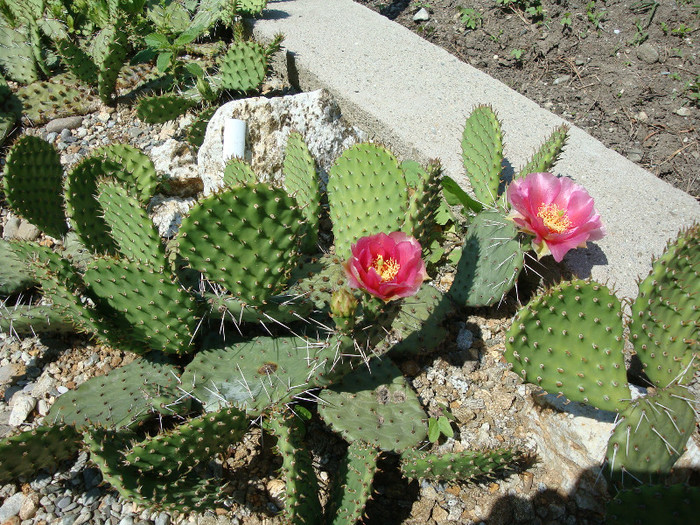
449, 210, 525, 307
604, 383, 696, 486
515, 124, 569, 180
318, 358, 428, 452
17, 79, 95, 124
400, 447, 522, 481
217, 40, 268, 92
461, 105, 503, 205
606, 484, 700, 524
3, 135, 68, 238
326, 441, 379, 525
136, 94, 197, 124
328, 143, 409, 258
505, 280, 628, 412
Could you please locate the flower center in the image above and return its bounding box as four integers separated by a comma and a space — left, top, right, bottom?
537, 203, 572, 234
372, 255, 401, 282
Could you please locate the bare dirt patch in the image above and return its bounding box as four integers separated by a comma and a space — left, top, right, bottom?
355, 0, 699, 199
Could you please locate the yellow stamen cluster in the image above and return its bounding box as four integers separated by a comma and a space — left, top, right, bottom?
372, 254, 401, 282
537, 203, 572, 234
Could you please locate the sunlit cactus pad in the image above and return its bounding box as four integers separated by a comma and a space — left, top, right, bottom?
47, 359, 188, 430
181, 335, 341, 415
505, 279, 628, 412
400, 447, 522, 482
604, 383, 696, 485
318, 357, 428, 452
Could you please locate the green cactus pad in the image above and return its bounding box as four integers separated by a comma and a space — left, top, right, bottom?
372, 285, 451, 357
65, 156, 119, 254
289, 254, 347, 310
449, 210, 525, 307
629, 225, 699, 387
267, 409, 322, 524
326, 441, 379, 525
181, 335, 344, 415
3, 135, 68, 239
0, 304, 74, 336
236, 0, 268, 16
604, 383, 696, 486
284, 131, 321, 251
222, 157, 257, 187
0, 238, 37, 294
177, 184, 304, 303
218, 40, 267, 92
48, 358, 188, 430
83, 258, 198, 353
136, 94, 197, 124
94, 25, 127, 104
461, 105, 503, 205
399, 447, 522, 481
17, 80, 94, 124
328, 143, 409, 259
403, 161, 443, 251
0, 22, 38, 84
318, 357, 428, 452
515, 124, 569, 180
124, 406, 248, 476
84, 428, 226, 512
96, 180, 165, 267
186, 106, 217, 151
93, 144, 160, 204
606, 484, 700, 524
0, 425, 81, 484
505, 279, 628, 412
56, 39, 99, 86
207, 292, 314, 326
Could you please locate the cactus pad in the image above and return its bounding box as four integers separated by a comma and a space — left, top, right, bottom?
604, 383, 696, 486
92, 144, 159, 203
83, 258, 198, 353
399, 447, 522, 481
0, 425, 81, 484
136, 94, 197, 124
177, 184, 304, 303
449, 210, 525, 307
48, 358, 188, 430
505, 280, 628, 412
318, 357, 428, 452
606, 484, 700, 524
3, 135, 68, 239
284, 131, 321, 251
515, 124, 569, 180
0, 238, 36, 294
461, 105, 503, 205
326, 441, 379, 525
222, 157, 257, 187
181, 335, 342, 415
267, 409, 322, 523
328, 143, 409, 258
124, 406, 248, 476
218, 41, 268, 92
17, 80, 94, 124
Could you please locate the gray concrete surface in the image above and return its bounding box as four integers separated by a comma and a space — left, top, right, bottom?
254, 0, 699, 299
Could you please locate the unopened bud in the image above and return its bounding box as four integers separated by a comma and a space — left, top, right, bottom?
330, 288, 358, 320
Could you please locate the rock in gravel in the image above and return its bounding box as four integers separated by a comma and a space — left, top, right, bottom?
8, 391, 36, 426
2, 216, 40, 241
198, 89, 364, 195
413, 8, 430, 22
45, 116, 84, 134
0, 492, 24, 522
18, 493, 39, 520
636, 42, 659, 64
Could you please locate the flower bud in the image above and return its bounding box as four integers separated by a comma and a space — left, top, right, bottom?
330, 288, 358, 319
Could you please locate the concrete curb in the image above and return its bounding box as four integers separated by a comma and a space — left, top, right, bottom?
254, 0, 699, 299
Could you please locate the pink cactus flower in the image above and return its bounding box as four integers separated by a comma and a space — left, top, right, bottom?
507, 172, 605, 262
343, 232, 428, 302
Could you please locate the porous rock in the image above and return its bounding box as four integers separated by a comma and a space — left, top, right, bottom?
198, 89, 364, 195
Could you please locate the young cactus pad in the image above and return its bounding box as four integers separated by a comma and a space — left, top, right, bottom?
461, 105, 503, 205
318, 357, 428, 452
505, 280, 628, 412
326, 441, 379, 525
399, 448, 522, 482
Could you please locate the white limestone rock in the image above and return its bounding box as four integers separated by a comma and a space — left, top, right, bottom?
198, 89, 364, 195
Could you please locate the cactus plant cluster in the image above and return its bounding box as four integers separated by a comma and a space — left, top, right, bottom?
0, 0, 276, 144
445, 105, 570, 307
504, 224, 699, 495
0, 132, 527, 522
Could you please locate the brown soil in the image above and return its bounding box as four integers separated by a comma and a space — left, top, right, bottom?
355, 0, 700, 199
